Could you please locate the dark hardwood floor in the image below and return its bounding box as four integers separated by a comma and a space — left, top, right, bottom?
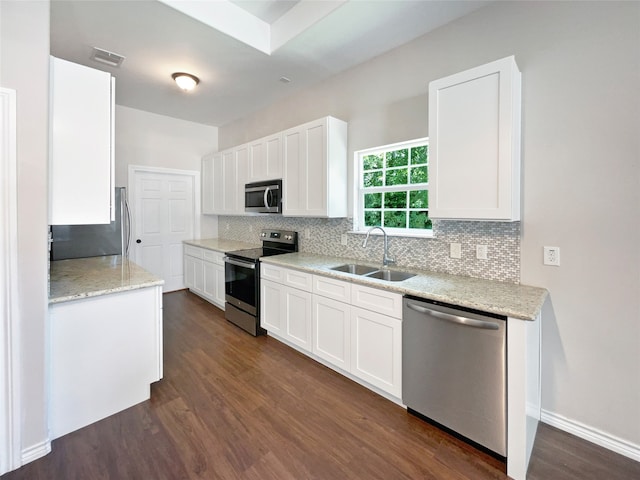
4, 290, 639, 479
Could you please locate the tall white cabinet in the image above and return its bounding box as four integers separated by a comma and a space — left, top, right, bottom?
428, 56, 521, 221
282, 116, 348, 217
50, 56, 114, 225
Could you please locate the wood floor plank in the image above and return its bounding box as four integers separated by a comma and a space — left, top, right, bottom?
3, 290, 639, 480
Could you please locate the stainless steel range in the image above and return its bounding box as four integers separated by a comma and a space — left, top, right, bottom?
223, 229, 298, 336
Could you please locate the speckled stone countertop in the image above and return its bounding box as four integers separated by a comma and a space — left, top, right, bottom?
261, 253, 548, 321
49, 255, 164, 304
183, 238, 260, 252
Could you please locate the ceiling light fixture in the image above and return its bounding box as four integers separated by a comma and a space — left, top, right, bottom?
172, 72, 199, 91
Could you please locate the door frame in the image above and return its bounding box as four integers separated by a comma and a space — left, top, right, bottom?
127, 164, 200, 277
1, 88, 22, 474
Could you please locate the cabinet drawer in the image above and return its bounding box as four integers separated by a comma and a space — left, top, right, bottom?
351, 284, 402, 319
261, 264, 312, 292
184, 245, 203, 259
203, 249, 224, 265
313, 275, 351, 303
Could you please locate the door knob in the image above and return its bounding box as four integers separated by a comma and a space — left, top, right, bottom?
136, 239, 142, 244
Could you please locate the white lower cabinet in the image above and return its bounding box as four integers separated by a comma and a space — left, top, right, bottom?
183, 245, 225, 309
263, 265, 402, 400
260, 263, 313, 352
312, 295, 351, 371
350, 306, 402, 398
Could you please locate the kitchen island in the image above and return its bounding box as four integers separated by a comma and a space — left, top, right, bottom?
48, 255, 164, 439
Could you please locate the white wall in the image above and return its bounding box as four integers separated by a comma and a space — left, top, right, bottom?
0, 0, 51, 464
115, 105, 219, 237
220, 1, 640, 450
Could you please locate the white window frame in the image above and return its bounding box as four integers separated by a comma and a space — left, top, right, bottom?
353, 137, 432, 238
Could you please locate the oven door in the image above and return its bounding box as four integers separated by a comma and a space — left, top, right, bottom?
224, 256, 258, 316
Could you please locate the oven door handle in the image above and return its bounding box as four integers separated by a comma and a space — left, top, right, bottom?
223, 257, 256, 270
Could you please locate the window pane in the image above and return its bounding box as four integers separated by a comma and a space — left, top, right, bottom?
385, 168, 408, 186
384, 191, 407, 208
409, 190, 428, 208
411, 145, 428, 165
410, 166, 428, 184
409, 211, 432, 229
363, 154, 383, 170
384, 211, 406, 228
386, 149, 408, 168
363, 171, 383, 187
364, 210, 381, 227
364, 192, 382, 208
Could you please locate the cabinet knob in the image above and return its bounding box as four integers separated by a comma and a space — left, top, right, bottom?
136, 239, 142, 244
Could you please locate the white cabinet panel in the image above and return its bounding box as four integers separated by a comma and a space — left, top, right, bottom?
184, 245, 224, 309
249, 134, 282, 182
282, 116, 348, 217
313, 275, 351, 303
428, 56, 521, 221
351, 306, 402, 398
351, 284, 402, 318
261, 279, 284, 334
313, 295, 351, 371
50, 56, 113, 225
283, 287, 312, 351
49, 286, 162, 439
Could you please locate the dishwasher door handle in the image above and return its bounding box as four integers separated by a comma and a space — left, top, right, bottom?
406, 302, 500, 330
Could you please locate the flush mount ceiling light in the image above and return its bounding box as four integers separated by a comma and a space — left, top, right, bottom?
172, 72, 199, 91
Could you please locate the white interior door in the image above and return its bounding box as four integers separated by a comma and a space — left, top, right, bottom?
130, 167, 198, 292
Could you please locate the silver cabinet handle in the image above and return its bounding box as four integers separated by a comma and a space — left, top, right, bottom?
406, 302, 499, 330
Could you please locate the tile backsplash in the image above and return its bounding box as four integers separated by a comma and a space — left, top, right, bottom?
219, 216, 520, 283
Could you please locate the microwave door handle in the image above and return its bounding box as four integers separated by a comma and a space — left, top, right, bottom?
263, 187, 271, 209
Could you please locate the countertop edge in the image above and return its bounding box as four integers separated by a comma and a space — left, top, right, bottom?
260, 254, 548, 321
49, 280, 164, 305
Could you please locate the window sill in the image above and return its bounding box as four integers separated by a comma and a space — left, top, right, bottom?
349, 230, 434, 239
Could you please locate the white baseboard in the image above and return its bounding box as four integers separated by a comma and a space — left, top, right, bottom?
21, 440, 51, 465
541, 409, 640, 462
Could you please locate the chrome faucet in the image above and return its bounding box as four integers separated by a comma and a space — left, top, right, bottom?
362, 226, 395, 267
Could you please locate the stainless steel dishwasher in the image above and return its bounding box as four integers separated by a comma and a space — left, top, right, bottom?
403, 296, 507, 457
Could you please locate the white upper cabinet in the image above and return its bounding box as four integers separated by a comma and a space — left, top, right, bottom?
282, 116, 348, 218
248, 133, 282, 182
428, 56, 521, 221
50, 56, 114, 225
202, 147, 246, 216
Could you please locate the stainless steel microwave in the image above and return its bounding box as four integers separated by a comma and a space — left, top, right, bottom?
245, 180, 282, 214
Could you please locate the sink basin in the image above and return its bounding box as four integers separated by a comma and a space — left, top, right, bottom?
365, 269, 416, 282
330, 264, 378, 275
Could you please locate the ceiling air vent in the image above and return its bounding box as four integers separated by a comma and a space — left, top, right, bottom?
90, 47, 125, 68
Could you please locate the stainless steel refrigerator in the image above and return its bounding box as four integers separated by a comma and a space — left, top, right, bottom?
50, 187, 131, 261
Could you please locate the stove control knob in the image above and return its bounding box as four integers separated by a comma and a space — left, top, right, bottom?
260, 232, 266, 237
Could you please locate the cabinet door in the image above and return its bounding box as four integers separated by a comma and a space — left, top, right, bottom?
313, 295, 351, 371
261, 279, 283, 334
282, 117, 347, 218
235, 145, 248, 214
203, 260, 216, 301
249, 134, 282, 182
201, 154, 215, 214
222, 150, 237, 213
184, 255, 199, 290
214, 264, 226, 307
428, 56, 521, 221
350, 306, 402, 397
283, 286, 312, 352
50, 56, 113, 225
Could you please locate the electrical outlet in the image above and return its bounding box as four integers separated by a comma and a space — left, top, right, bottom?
476, 245, 488, 260
305, 228, 311, 239
544, 246, 560, 266
225, 222, 230, 231
450, 243, 462, 259
341, 234, 348, 246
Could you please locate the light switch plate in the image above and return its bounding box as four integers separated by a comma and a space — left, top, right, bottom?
476, 245, 488, 260
450, 243, 462, 259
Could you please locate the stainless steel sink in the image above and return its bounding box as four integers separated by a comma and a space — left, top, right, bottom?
365, 269, 416, 282
330, 264, 378, 275
330, 264, 416, 282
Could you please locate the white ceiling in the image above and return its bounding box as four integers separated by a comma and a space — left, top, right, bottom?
50, 0, 490, 127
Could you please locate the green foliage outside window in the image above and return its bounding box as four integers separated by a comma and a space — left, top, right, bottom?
360, 140, 431, 232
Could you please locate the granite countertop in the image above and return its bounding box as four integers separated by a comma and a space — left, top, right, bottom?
260, 253, 548, 321
183, 238, 260, 252
49, 255, 164, 304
